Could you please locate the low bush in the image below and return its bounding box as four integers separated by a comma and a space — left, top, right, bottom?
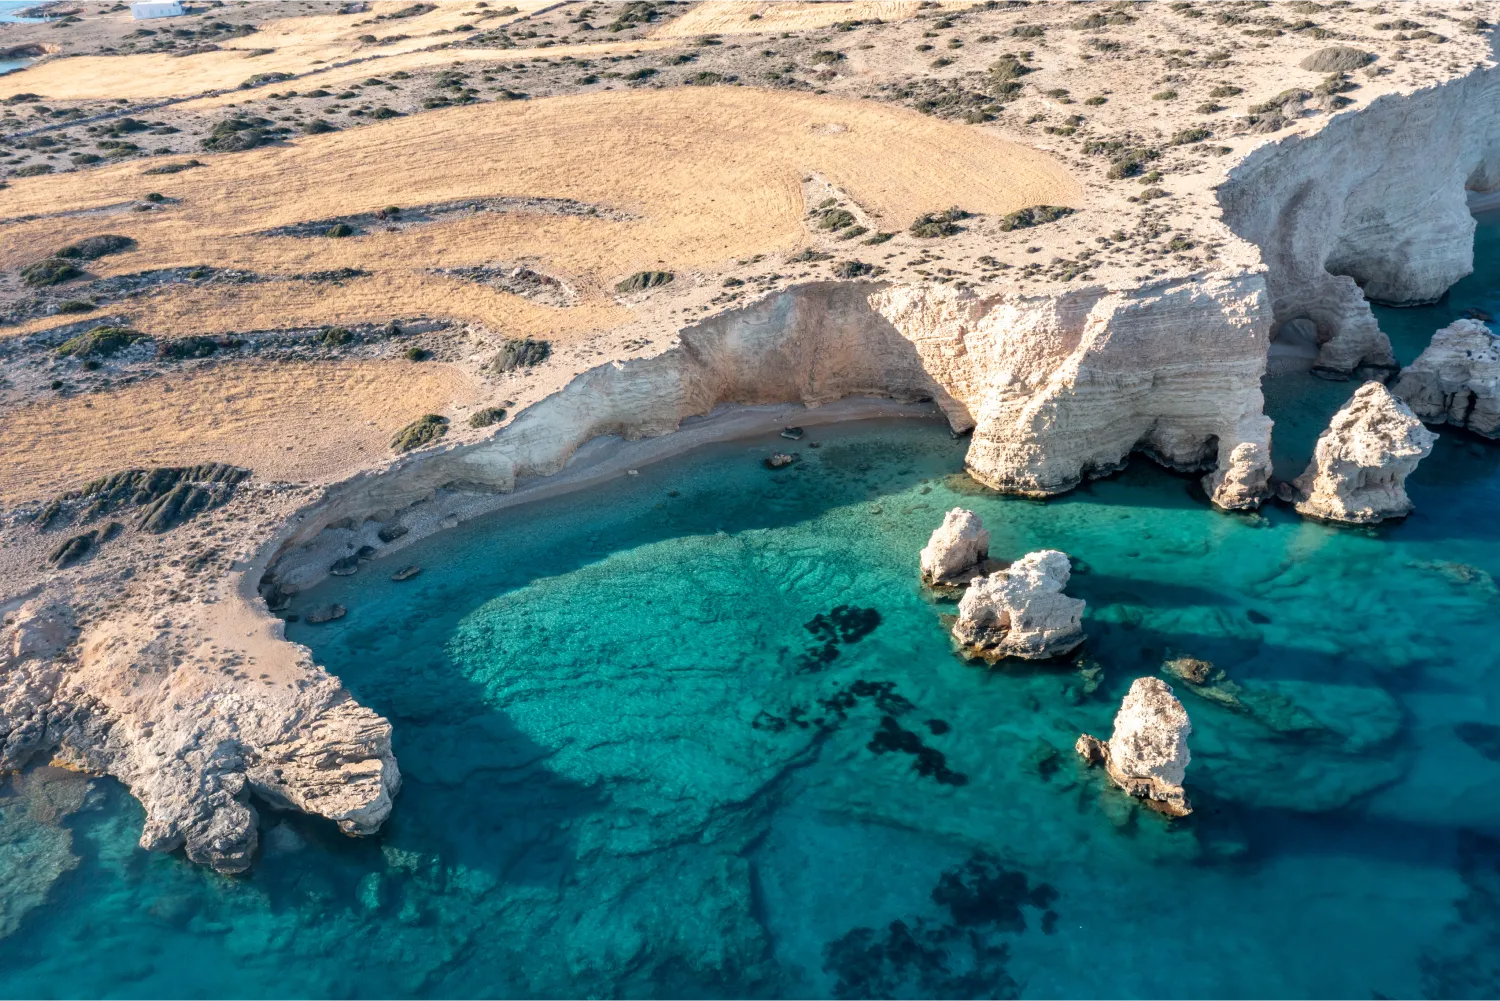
159, 335, 240, 360
1299, 46, 1374, 72
21, 258, 82, 287
320, 326, 354, 346
391, 414, 448, 453
1170, 127, 1212, 145
56, 299, 95, 314
615, 271, 674, 293
405, 346, 430, 361
142, 159, 201, 175
55, 234, 135, 260
240, 71, 294, 89
997, 205, 1074, 231
13, 164, 53, 176
56, 325, 148, 358
492, 337, 551, 372
909, 207, 971, 238
818, 207, 858, 231
469, 406, 508, 428
303, 119, 338, 134
326, 222, 355, 238
831, 259, 875, 279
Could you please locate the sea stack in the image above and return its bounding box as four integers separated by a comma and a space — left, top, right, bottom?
1077, 677, 1193, 816
919, 508, 991, 588
1392, 318, 1500, 437
951, 549, 1085, 661
1293, 381, 1437, 524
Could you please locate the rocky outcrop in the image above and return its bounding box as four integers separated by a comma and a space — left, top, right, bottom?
1077, 676, 1192, 816
919, 507, 991, 587
950, 549, 1085, 661
1219, 64, 1500, 375
873, 278, 1273, 509
1392, 319, 1500, 437
1293, 381, 1437, 524
0, 598, 399, 874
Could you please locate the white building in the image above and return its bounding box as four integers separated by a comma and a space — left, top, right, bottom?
130, 1, 184, 19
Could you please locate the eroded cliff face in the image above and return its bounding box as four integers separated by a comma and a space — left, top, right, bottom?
270, 275, 1273, 561
1219, 56, 1500, 375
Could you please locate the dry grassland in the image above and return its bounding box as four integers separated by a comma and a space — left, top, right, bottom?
648, 1, 972, 38
0, 0, 548, 102
1, 87, 1080, 339
0, 360, 477, 505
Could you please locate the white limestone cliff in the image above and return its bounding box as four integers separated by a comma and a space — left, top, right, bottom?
0, 597, 399, 874
1392, 318, 1500, 437
919, 507, 990, 587
1077, 676, 1192, 817
1294, 381, 1437, 524
950, 549, 1085, 661
1219, 65, 1500, 376
872, 278, 1274, 510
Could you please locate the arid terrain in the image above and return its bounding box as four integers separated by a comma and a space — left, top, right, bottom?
1, 0, 1498, 872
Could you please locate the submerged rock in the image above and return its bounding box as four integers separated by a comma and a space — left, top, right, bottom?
1392, 318, 1500, 437
1078, 677, 1193, 816
919, 508, 991, 588
1293, 381, 1436, 524
305, 604, 346, 624
391, 565, 421, 582
765, 452, 797, 469
951, 550, 1085, 661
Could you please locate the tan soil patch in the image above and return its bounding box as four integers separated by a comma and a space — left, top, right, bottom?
0, 359, 477, 505
1, 87, 1080, 338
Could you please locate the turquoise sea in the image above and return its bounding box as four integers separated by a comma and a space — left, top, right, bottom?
1, 215, 1498, 999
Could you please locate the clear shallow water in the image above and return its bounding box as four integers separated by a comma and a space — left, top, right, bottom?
2, 217, 1500, 1000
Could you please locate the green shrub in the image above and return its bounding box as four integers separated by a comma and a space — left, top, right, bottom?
492, 337, 551, 371
56, 326, 147, 358
56, 299, 95, 314
240, 71, 294, 89
1209, 84, 1242, 98
142, 159, 201, 175
21, 258, 82, 287
831, 259, 874, 279
810, 50, 844, 64
391, 414, 448, 453
909, 207, 970, 238
371, 106, 402, 119
203, 115, 271, 152
615, 271, 674, 293
55, 234, 135, 260
1299, 46, 1373, 72
863, 232, 895, 246
1152, 90, 1178, 101
997, 205, 1074, 231
159, 335, 239, 360
624, 67, 657, 81
326, 222, 355, 238
1083, 96, 1107, 105
303, 118, 338, 134
13, 164, 53, 176
469, 406, 508, 428
1170, 127, 1212, 145
1011, 25, 1045, 38
405, 346, 430, 361
320, 326, 354, 346
818, 208, 858, 230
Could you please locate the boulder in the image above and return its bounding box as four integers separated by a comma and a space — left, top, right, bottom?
919, 508, 991, 587
1392, 318, 1500, 437
1293, 381, 1436, 523
6, 599, 76, 661
951, 550, 1085, 661
1077, 677, 1193, 816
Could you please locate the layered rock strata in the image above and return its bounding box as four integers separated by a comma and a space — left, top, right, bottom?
950, 550, 1085, 661
919, 507, 991, 588
1077, 676, 1193, 817
1219, 66, 1500, 376
1392, 319, 1500, 437
1293, 381, 1437, 524
1, 595, 399, 873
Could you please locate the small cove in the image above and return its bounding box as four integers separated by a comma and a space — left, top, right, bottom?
1, 217, 1499, 1000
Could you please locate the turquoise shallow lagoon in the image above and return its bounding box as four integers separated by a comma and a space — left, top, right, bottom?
2, 215, 1500, 1000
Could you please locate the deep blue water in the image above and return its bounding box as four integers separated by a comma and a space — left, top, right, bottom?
2, 218, 1499, 999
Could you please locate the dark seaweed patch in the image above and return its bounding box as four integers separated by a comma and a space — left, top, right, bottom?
796, 604, 881, 673
868, 715, 968, 786
822, 852, 1056, 999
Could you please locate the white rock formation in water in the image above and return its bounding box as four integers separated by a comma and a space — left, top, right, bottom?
1077, 676, 1193, 816
919, 508, 991, 587
1392, 319, 1500, 437
1293, 381, 1437, 524
950, 549, 1084, 660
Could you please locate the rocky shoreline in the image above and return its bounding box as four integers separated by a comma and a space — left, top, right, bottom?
2, 10, 1500, 871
